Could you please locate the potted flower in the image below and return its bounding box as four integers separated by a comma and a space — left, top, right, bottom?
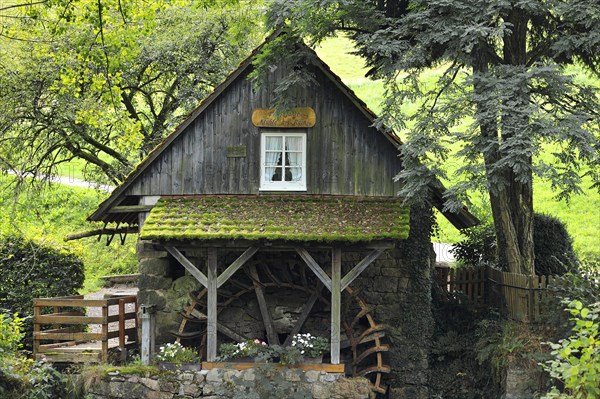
290, 333, 328, 363
218, 339, 269, 362
156, 342, 200, 371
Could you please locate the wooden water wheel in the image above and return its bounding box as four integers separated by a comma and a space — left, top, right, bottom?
173, 253, 390, 397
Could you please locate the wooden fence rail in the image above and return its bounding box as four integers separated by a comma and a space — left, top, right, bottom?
33, 295, 138, 363
435, 265, 557, 323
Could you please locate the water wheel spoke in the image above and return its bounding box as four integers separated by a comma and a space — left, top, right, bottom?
353, 344, 390, 365
353, 325, 386, 348
349, 305, 376, 330
357, 365, 391, 376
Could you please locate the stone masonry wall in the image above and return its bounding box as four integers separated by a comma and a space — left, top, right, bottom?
87, 368, 371, 399
353, 205, 434, 399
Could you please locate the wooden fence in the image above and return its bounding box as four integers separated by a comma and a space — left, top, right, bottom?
435, 265, 557, 323
33, 294, 138, 363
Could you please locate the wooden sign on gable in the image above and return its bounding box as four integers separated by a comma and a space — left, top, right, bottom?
252, 107, 316, 128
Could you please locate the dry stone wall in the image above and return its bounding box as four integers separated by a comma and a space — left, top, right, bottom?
87, 368, 371, 399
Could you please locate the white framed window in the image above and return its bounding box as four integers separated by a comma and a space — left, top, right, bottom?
260, 132, 307, 191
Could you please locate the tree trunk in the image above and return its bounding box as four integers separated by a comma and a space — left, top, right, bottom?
472, 22, 535, 275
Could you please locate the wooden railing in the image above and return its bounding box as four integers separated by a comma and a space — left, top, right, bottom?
33, 295, 138, 363
435, 265, 557, 323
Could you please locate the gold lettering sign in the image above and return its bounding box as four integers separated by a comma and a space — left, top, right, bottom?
252, 107, 316, 128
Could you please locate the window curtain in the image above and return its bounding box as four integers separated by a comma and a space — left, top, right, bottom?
265, 136, 282, 182
286, 137, 302, 182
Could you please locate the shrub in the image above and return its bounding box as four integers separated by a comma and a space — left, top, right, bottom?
0, 313, 24, 355
452, 213, 578, 275
533, 214, 578, 276
451, 222, 496, 268
0, 235, 84, 348
541, 300, 600, 398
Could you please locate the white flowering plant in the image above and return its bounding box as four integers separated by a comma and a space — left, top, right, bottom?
218, 339, 269, 360
155, 342, 199, 364
290, 333, 328, 358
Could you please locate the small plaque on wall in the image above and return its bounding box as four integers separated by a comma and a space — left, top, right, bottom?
252, 107, 316, 128
227, 145, 247, 158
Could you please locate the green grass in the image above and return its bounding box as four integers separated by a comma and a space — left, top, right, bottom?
316, 36, 600, 258
0, 176, 137, 293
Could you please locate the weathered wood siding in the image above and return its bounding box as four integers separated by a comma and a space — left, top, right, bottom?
125, 65, 403, 197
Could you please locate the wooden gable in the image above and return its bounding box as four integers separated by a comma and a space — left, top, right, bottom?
119, 57, 400, 197
89, 34, 477, 230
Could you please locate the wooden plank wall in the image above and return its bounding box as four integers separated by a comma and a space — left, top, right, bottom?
436, 265, 558, 323
124, 64, 403, 197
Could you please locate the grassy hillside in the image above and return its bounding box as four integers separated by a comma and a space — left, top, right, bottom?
0, 176, 137, 292
316, 36, 600, 259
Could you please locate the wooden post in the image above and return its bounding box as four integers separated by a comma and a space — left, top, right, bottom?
331, 247, 341, 364
101, 304, 109, 363
118, 299, 126, 350
207, 248, 218, 362
33, 301, 41, 358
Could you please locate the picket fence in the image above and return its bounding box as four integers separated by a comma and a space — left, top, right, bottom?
435, 265, 557, 323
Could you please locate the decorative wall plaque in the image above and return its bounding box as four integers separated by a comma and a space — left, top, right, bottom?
227, 145, 247, 158
252, 107, 316, 128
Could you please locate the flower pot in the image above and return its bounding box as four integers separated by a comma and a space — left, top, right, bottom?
158, 362, 202, 371
302, 355, 323, 364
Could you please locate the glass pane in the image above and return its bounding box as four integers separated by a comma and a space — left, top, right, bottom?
286, 137, 302, 151
265, 136, 282, 151
271, 167, 283, 182
287, 152, 302, 167
288, 167, 302, 182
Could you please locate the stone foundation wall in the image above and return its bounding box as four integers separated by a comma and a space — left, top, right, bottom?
87, 368, 371, 399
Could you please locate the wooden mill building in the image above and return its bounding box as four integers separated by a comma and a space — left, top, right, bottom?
88, 33, 476, 398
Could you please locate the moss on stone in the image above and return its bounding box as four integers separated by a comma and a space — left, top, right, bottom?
140, 195, 410, 243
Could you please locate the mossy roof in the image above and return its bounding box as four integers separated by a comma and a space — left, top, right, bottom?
140, 196, 410, 243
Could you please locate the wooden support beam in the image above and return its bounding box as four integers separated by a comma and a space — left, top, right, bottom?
65, 227, 138, 241
331, 247, 342, 364
217, 246, 259, 288
107, 205, 154, 213
283, 283, 323, 347
165, 246, 208, 288
207, 248, 218, 362
341, 249, 385, 291
295, 247, 332, 291
247, 264, 280, 346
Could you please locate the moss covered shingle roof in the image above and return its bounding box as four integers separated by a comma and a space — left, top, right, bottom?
140, 196, 410, 243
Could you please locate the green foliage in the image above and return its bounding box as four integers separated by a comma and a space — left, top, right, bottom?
428, 305, 500, 399
265, 0, 600, 275
218, 339, 269, 361
541, 300, 600, 399
452, 213, 579, 275
155, 342, 199, 364
26, 362, 69, 399
475, 319, 543, 386
0, 0, 263, 184
0, 176, 137, 292
534, 214, 579, 276
0, 313, 24, 355
451, 221, 497, 268
0, 235, 84, 348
